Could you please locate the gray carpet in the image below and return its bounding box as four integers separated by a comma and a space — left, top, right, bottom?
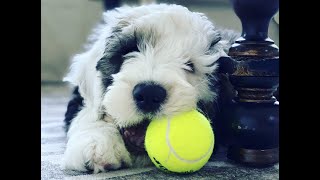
41, 85, 279, 180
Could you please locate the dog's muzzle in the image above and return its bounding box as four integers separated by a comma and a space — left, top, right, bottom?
132, 82, 167, 113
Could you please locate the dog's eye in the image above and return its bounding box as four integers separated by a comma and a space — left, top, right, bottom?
183, 61, 195, 73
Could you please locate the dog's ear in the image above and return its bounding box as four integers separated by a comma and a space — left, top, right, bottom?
205, 29, 240, 75
216, 29, 240, 53
204, 29, 240, 71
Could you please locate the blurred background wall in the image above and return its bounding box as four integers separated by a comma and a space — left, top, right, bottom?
41, 0, 279, 83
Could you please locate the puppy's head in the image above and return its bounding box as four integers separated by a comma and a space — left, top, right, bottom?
96, 5, 237, 128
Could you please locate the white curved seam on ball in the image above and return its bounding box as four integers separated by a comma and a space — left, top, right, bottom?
165, 117, 214, 163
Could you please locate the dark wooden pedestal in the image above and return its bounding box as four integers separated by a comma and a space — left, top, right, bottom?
217, 0, 279, 167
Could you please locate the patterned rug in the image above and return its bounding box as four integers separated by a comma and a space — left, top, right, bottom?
41, 86, 279, 180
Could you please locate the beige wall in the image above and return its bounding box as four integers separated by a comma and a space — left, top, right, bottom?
41, 0, 279, 82
41, 0, 103, 82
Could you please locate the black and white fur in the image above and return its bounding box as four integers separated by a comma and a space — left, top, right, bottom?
63, 4, 238, 173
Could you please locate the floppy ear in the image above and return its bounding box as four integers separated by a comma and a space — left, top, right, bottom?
208, 29, 240, 55
216, 29, 240, 53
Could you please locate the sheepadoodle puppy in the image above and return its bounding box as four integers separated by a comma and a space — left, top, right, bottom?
62, 4, 238, 173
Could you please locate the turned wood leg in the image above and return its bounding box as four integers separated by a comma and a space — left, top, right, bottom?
217, 0, 279, 167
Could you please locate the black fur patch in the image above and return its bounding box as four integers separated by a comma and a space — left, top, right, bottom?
64, 87, 84, 132
96, 28, 139, 89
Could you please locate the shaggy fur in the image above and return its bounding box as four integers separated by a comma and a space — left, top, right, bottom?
62, 4, 239, 173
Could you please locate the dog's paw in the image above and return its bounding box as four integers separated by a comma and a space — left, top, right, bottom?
83, 140, 132, 173
63, 129, 132, 173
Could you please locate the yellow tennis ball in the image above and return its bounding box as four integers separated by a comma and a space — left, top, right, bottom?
145, 109, 214, 173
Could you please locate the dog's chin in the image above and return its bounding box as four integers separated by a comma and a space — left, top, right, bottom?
120, 119, 150, 155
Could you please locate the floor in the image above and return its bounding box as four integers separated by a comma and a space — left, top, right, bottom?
41, 84, 279, 180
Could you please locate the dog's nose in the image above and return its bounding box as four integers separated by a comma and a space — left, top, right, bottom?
132, 83, 167, 113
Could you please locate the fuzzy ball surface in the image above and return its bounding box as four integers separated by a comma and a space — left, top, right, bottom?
145, 109, 214, 173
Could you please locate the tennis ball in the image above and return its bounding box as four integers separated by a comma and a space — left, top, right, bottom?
145, 109, 214, 173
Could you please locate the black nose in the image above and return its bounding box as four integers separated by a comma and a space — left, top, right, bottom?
132, 83, 167, 113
